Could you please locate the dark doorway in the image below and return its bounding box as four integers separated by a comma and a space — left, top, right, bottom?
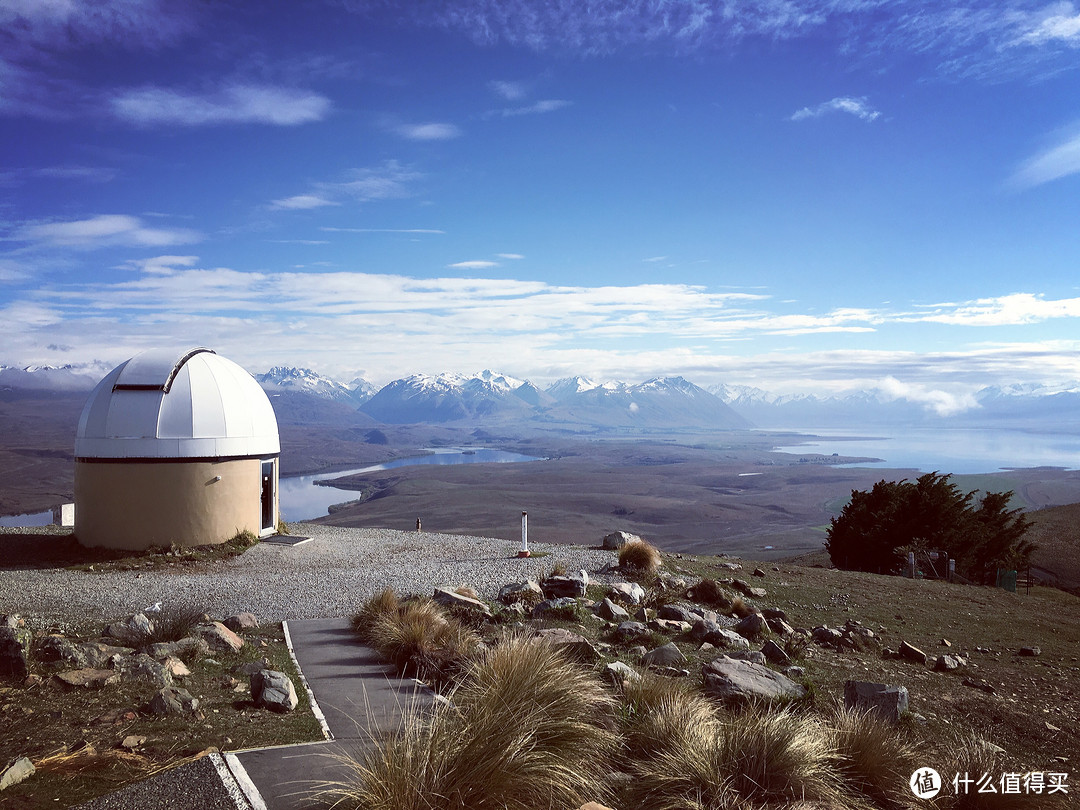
261, 460, 275, 533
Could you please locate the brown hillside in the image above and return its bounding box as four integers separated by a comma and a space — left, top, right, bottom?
1026, 502, 1080, 593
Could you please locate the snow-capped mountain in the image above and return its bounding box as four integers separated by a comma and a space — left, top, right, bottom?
0, 362, 110, 391
257, 366, 375, 405
360, 370, 541, 424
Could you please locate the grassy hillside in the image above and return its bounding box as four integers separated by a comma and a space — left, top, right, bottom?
1026, 502, 1080, 592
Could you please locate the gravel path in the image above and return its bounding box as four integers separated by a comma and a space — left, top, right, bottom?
0, 524, 620, 628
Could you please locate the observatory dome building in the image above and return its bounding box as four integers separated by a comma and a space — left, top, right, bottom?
74, 347, 280, 550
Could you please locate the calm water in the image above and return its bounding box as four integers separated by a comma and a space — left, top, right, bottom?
776, 427, 1080, 474
0, 510, 52, 528
279, 447, 542, 521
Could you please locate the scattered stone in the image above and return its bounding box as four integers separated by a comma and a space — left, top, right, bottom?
0, 626, 32, 680
122, 654, 173, 688
641, 642, 687, 668
633, 606, 651, 623
702, 657, 806, 703
656, 604, 697, 624
536, 628, 601, 664
701, 626, 751, 651
609, 582, 646, 604
613, 621, 650, 642
149, 686, 199, 715
542, 573, 588, 599
730, 579, 767, 598
223, 613, 259, 632
196, 622, 245, 653
1018, 646, 1042, 657
603, 531, 641, 550
234, 659, 273, 677
498, 580, 543, 604
752, 568, 767, 578
933, 655, 965, 673
648, 619, 691, 635
717, 561, 742, 570
532, 597, 578, 617
56, 668, 120, 689
251, 669, 298, 712
0, 757, 35, 791
91, 708, 138, 726
627, 645, 648, 658
940, 638, 952, 647
0, 615, 23, 629
735, 613, 767, 639
722, 650, 767, 664
898, 641, 928, 665
120, 735, 147, 750
432, 587, 491, 616
145, 637, 210, 661
604, 661, 640, 684
761, 639, 792, 666
761, 607, 788, 621
593, 598, 630, 622
844, 681, 909, 724
766, 618, 795, 636
104, 613, 154, 645
962, 677, 996, 694
159, 656, 191, 678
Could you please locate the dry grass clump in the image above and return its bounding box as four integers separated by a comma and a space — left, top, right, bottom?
828, 706, 919, 810
352, 591, 480, 690
620, 671, 719, 761
322, 635, 619, 810
143, 604, 207, 644
943, 733, 1048, 810
730, 594, 756, 618
618, 539, 662, 574
689, 577, 733, 609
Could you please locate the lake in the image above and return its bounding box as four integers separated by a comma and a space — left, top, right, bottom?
279, 447, 543, 521
775, 427, 1080, 474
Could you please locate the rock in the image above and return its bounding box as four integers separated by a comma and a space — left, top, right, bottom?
703, 626, 751, 650
251, 669, 298, 712
56, 668, 120, 689
735, 613, 767, 639
159, 656, 191, 678
898, 641, 927, 664
0, 615, 23, 629
647, 618, 691, 635
149, 686, 199, 715
223, 613, 259, 632
761, 607, 788, 621
104, 613, 154, 645
0, 756, 35, 791
542, 574, 588, 599
940, 638, 952, 647
432, 587, 492, 616
604, 661, 640, 684
766, 618, 795, 636
962, 677, 997, 694
498, 580, 543, 604
613, 621, 650, 642
120, 735, 147, 750
0, 626, 32, 680
702, 657, 806, 703
23, 674, 42, 687
145, 637, 210, 661
761, 639, 792, 666
1018, 646, 1042, 657
717, 561, 742, 570
532, 597, 578, 617
657, 604, 697, 624
933, 655, 964, 673
812, 626, 842, 645
731, 579, 767, 598
753, 568, 767, 578
785, 665, 806, 678
722, 650, 767, 664
844, 681, 909, 723
122, 654, 173, 688
627, 645, 648, 658
641, 642, 687, 668
536, 628, 601, 664
609, 582, 646, 604
196, 622, 245, 653
633, 606, 651, 623
593, 598, 630, 622
577, 803, 615, 810
603, 531, 641, 550
234, 659, 273, 677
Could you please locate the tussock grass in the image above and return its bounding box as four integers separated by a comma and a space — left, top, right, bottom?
730, 595, 756, 618
619, 539, 662, 574
828, 705, 919, 810
142, 604, 207, 645
689, 577, 733, 609
944, 733, 1046, 810
351, 588, 400, 635
322, 635, 618, 810
620, 671, 719, 761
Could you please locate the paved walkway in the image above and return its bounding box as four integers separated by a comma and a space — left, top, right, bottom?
77, 617, 432, 810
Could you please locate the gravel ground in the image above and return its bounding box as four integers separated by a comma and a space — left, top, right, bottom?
0, 524, 620, 627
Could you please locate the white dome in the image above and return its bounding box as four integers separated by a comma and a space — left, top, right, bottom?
75, 347, 279, 459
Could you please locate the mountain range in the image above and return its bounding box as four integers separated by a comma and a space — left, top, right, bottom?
4, 361, 1080, 432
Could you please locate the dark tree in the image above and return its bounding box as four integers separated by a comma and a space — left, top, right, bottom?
826, 472, 1035, 582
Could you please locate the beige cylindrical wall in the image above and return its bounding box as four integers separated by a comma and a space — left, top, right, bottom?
75, 457, 273, 549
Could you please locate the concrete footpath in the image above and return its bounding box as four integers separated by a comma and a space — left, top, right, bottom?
77, 617, 432, 810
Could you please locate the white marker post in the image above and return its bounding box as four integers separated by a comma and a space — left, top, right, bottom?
518, 510, 530, 558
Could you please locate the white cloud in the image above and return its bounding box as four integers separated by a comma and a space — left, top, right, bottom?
116, 255, 199, 276
502, 99, 572, 117
1011, 131, 1080, 188
270, 194, 339, 210
321, 227, 445, 234
876, 376, 979, 416
111, 84, 331, 126
643, 256, 668, 262
909, 292, 1080, 326
0, 259, 29, 282
447, 260, 501, 269
791, 96, 881, 122
396, 122, 462, 140
1018, 8, 1080, 46
17, 214, 201, 249
497, 253, 524, 259
489, 80, 527, 100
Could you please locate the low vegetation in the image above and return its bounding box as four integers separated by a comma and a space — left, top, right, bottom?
618, 537, 662, 575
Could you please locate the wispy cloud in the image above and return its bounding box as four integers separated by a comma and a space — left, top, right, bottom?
269, 194, 339, 210
1016, 8, 1080, 46
497, 253, 524, 259
448, 260, 501, 269
791, 96, 881, 122
396, 122, 462, 140
111, 83, 331, 126
15, 215, 201, 249
908, 293, 1080, 326
1010, 130, 1080, 189
489, 80, 527, 100
501, 99, 572, 117
0, 0, 194, 50
321, 227, 446, 234
116, 255, 199, 276
643, 256, 668, 263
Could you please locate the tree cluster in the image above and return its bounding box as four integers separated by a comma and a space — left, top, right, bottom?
825, 472, 1035, 582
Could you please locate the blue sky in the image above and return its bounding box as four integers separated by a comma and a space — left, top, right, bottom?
3, 1, 1080, 411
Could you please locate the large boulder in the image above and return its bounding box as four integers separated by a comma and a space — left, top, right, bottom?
844, 681, 909, 723
196, 622, 244, 653
121, 653, 174, 688
613, 621, 650, 642
223, 613, 259, 632
251, 669, 299, 713
536, 628, 601, 664
702, 657, 806, 703
734, 613, 767, 639
39, 637, 134, 670
603, 531, 642, 550
543, 573, 588, 599
0, 626, 32, 680
641, 642, 687, 668
898, 641, 927, 665
608, 582, 646, 604
532, 597, 579, 617
432, 587, 491, 616
499, 580, 543, 605
593, 598, 630, 622
104, 613, 154, 645
657, 604, 698, 624
761, 639, 792, 666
